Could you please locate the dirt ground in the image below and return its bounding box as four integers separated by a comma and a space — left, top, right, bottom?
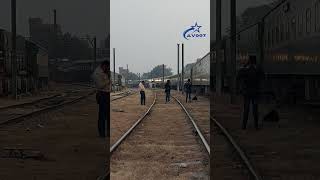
172, 92, 210, 142
213, 94, 320, 179
111, 91, 209, 180
173, 92, 251, 179
0, 94, 107, 180
0, 83, 93, 108
111, 90, 154, 146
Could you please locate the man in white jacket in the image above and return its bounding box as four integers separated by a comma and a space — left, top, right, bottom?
138, 81, 146, 105
92, 60, 110, 138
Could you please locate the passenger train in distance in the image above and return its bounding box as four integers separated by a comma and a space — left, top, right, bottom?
152, 0, 320, 103
151, 52, 210, 95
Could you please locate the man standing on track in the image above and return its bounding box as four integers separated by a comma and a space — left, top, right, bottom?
92, 60, 110, 138
138, 81, 146, 105
164, 80, 171, 103
184, 79, 192, 103
236, 56, 265, 130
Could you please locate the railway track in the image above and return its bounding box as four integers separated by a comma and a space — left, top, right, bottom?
173, 93, 261, 179
211, 117, 262, 180
0, 88, 134, 127
111, 90, 135, 101
104, 91, 209, 179
0, 89, 95, 127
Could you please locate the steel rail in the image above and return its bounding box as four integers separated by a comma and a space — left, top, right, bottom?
111, 91, 135, 101
110, 92, 156, 153
0, 91, 96, 126
0, 94, 60, 111
172, 96, 210, 154
211, 117, 263, 180
97, 92, 157, 180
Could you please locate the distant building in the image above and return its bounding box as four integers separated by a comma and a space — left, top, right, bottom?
29, 18, 62, 59
119, 67, 127, 76
0, 28, 49, 96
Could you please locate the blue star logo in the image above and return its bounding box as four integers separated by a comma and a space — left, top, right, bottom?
191, 22, 202, 33
183, 22, 204, 40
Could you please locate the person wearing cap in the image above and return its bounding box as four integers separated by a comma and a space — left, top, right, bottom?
92, 60, 110, 138
236, 56, 265, 130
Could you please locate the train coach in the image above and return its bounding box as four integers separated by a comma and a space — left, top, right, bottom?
232, 0, 320, 103
152, 54, 210, 95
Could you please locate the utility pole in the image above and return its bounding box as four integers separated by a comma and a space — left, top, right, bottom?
126, 64, 129, 86
11, 0, 17, 99
182, 43, 184, 94
162, 64, 165, 85
53, 9, 57, 81
113, 48, 116, 92
93, 36, 97, 71
216, 0, 222, 95
210, 1, 221, 179
177, 43, 180, 91
230, 0, 237, 103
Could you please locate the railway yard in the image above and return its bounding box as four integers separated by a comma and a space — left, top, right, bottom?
1, 0, 320, 179
0, 84, 132, 179
0, 84, 320, 179
213, 95, 320, 180
110, 91, 209, 179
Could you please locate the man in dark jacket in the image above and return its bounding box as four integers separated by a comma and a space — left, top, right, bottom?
184, 79, 192, 103
237, 56, 265, 130
92, 60, 110, 138
164, 80, 171, 103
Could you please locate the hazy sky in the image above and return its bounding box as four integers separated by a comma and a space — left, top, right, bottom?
111, 0, 270, 74
0, 0, 108, 43
0, 0, 270, 74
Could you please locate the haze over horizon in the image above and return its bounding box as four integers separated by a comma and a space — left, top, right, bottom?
0, 0, 270, 74
111, 0, 270, 74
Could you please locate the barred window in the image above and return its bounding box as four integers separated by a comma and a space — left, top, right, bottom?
286, 21, 290, 40
298, 13, 303, 36
268, 30, 271, 48
292, 17, 296, 39
306, 8, 311, 34
271, 28, 274, 46
276, 26, 279, 43
316, 1, 320, 31
280, 23, 284, 41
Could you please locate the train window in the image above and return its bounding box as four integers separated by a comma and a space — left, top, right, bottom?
280, 23, 284, 41
271, 28, 274, 46
292, 17, 296, 39
286, 20, 290, 40
298, 13, 303, 36
276, 26, 279, 43
268, 30, 271, 48
316, 2, 320, 31
306, 8, 311, 34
